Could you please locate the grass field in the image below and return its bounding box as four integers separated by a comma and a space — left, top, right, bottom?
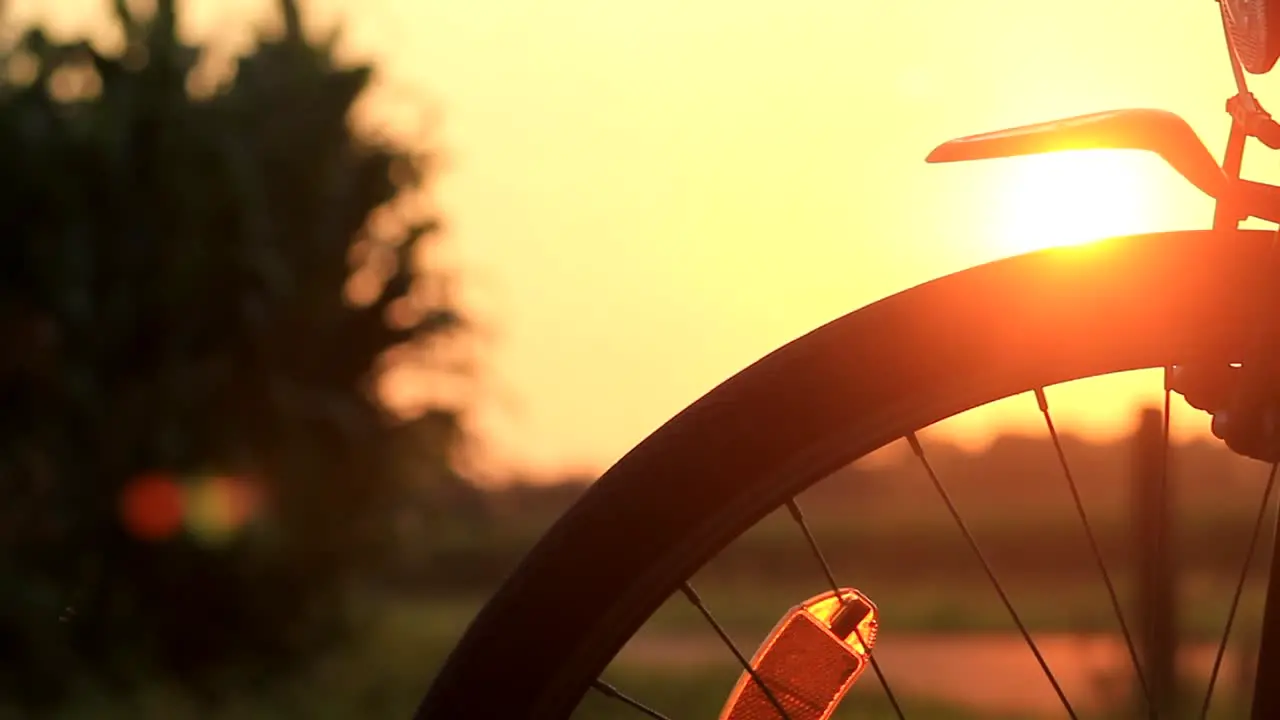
38, 516, 1267, 719
13, 432, 1274, 717
0, 596, 1037, 719
6, 568, 1262, 718
295, 573, 1261, 719
20, 536, 1270, 717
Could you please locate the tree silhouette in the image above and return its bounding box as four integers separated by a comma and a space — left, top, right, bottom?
0, 0, 468, 705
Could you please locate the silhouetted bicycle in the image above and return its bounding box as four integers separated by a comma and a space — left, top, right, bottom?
419, 2, 1280, 717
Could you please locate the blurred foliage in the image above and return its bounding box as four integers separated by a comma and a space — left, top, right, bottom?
0, 0, 478, 708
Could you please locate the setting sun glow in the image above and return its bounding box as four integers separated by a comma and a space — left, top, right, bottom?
15, 0, 1244, 473
995, 150, 1155, 255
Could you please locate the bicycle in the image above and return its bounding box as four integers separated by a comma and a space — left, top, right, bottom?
418, 1, 1280, 717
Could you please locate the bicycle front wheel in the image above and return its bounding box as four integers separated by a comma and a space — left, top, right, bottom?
418, 228, 1275, 718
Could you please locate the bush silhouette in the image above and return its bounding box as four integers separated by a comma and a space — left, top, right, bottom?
0, 0, 467, 706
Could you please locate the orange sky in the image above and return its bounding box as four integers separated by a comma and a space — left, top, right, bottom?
20, 0, 1280, 476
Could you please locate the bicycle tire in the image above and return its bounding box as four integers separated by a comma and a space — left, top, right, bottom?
417, 228, 1274, 719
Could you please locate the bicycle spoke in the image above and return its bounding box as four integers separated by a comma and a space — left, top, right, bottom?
785, 499, 906, 720
591, 680, 673, 720
679, 582, 792, 719
1149, 369, 1173, 708
1201, 462, 1280, 718
1035, 387, 1154, 715
905, 432, 1079, 720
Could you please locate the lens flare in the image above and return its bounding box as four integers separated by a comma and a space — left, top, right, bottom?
186, 475, 261, 546
119, 472, 262, 544
119, 473, 184, 541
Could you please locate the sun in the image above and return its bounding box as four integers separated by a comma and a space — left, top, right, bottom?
994, 150, 1154, 255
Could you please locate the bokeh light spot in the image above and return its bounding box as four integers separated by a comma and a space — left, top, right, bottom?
186, 475, 262, 547
119, 473, 185, 542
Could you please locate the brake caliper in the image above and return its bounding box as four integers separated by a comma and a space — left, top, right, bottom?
1171, 363, 1280, 462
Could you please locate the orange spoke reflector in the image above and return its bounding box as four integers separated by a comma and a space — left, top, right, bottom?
719, 588, 878, 720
